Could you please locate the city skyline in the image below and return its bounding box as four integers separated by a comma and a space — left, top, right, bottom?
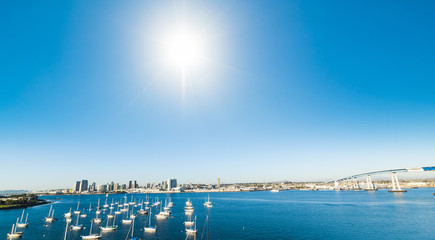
2, 1, 435, 190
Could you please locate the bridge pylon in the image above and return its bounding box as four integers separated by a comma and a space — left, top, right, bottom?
388, 172, 407, 192
363, 175, 377, 191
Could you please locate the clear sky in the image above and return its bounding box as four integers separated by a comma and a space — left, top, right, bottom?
1, 1, 435, 190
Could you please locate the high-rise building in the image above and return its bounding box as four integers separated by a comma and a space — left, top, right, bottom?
97, 185, 107, 193
79, 180, 88, 192
217, 178, 220, 189
73, 181, 80, 192
162, 181, 168, 190
168, 179, 177, 190
128, 180, 133, 189
114, 183, 119, 192
134, 180, 138, 188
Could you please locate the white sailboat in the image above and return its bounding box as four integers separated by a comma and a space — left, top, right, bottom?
45, 205, 56, 222
64, 208, 72, 218
99, 212, 118, 231
7, 219, 23, 239
185, 216, 198, 234
103, 196, 109, 208
121, 205, 133, 224
96, 198, 101, 210
80, 208, 87, 218
88, 202, 92, 212
185, 198, 192, 207
74, 201, 81, 214
155, 201, 168, 219
184, 214, 194, 227
203, 195, 213, 207
81, 220, 102, 239
16, 210, 29, 228
93, 210, 101, 224
144, 208, 156, 233
71, 213, 83, 230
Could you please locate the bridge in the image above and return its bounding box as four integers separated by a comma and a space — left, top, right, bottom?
332, 166, 435, 192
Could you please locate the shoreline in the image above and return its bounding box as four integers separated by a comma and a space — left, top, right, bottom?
0, 199, 50, 211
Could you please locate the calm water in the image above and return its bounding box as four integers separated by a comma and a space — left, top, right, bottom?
1, 189, 435, 239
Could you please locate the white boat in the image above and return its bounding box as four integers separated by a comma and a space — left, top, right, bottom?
96, 198, 101, 210
121, 205, 133, 224
185, 198, 192, 207
74, 201, 81, 214
71, 214, 83, 230
45, 205, 56, 222
99, 213, 117, 231
80, 208, 87, 218
185, 216, 198, 234
270, 189, 279, 193
64, 208, 72, 218
16, 210, 28, 228
66, 218, 72, 223
81, 220, 101, 239
184, 214, 194, 227
7, 220, 23, 239
115, 205, 122, 215
88, 202, 92, 212
107, 207, 114, 219
144, 208, 156, 233
203, 195, 212, 206
103, 196, 109, 208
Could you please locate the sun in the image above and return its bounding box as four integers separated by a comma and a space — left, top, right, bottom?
163, 27, 204, 69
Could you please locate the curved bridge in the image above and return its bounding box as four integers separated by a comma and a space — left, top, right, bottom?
332, 166, 435, 192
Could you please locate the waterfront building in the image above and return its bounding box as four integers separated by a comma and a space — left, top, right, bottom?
73, 181, 80, 192
79, 180, 88, 192
217, 178, 220, 189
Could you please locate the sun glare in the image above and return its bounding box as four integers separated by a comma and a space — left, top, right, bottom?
164, 28, 204, 69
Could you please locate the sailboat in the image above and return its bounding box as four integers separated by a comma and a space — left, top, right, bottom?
99, 212, 118, 231
64, 208, 72, 218
93, 210, 101, 224
7, 219, 23, 239
109, 199, 115, 210
80, 208, 87, 218
144, 208, 156, 233
88, 202, 92, 212
121, 205, 133, 224
155, 201, 168, 219
115, 205, 121, 215
204, 195, 213, 208
185, 216, 198, 234
45, 205, 56, 222
185, 198, 192, 207
81, 220, 102, 239
96, 198, 101, 210
74, 201, 81, 214
138, 200, 147, 215
167, 197, 173, 208
103, 196, 109, 208
130, 205, 137, 219
184, 214, 194, 227
71, 213, 83, 230
107, 207, 114, 219
16, 210, 29, 228
144, 195, 149, 205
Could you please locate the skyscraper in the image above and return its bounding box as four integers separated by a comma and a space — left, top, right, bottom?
79, 180, 88, 192
217, 178, 220, 189
128, 180, 133, 189
73, 181, 80, 192
134, 180, 138, 188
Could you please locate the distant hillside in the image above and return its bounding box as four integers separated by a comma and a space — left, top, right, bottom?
0, 190, 29, 195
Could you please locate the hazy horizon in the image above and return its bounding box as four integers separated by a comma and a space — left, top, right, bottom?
1, 1, 435, 191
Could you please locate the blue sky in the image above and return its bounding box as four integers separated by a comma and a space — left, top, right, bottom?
1, 1, 435, 190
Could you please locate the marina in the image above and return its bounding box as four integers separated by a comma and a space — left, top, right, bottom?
2, 190, 435, 239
